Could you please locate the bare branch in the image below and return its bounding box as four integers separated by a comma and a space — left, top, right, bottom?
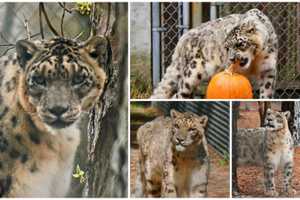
60, 2, 66, 37
0, 33, 13, 45
74, 31, 85, 40
23, 16, 31, 40
0, 32, 40, 57
1, 46, 14, 57
0, 44, 14, 47
58, 2, 73, 13
40, 3, 60, 37
39, 3, 45, 39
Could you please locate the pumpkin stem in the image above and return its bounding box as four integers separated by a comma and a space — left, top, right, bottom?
227, 62, 240, 74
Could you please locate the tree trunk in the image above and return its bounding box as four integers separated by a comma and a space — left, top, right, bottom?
258, 102, 271, 126
232, 102, 240, 196
83, 3, 128, 197
293, 102, 300, 146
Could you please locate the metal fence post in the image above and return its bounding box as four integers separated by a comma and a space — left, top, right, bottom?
182, 3, 190, 33
151, 2, 161, 88
210, 2, 217, 20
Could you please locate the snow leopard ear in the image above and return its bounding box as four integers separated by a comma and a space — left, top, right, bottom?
83, 36, 112, 68
16, 40, 39, 69
241, 21, 257, 34
199, 115, 208, 126
284, 111, 290, 119
170, 109, 182, 119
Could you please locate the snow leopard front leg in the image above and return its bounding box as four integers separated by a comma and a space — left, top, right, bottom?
161, 150, 177, 197
283, 161, 296, 196
264, 161, 278, 197
257, 51, 277, 99
174, 59, 213, 99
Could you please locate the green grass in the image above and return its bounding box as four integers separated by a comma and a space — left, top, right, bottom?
218, 151, 229, 166
130, 54, 152, 99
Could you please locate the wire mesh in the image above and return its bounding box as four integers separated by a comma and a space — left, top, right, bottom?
161, 2, 181, 74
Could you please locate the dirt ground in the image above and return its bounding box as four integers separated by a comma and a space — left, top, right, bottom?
130, 145, 230, 197
237, 109, 300, 197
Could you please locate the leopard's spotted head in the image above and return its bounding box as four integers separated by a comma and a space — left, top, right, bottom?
225, 16, 266, 70
170, 109, 208, 152
16, 36, 111, 130
264, 108, 290, 130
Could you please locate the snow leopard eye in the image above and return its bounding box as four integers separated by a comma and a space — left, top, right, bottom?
174, 124, 179, 129
188, 128, 196, 132
247, 28, 255, 34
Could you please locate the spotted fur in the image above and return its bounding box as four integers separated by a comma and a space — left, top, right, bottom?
237, 109, 295, 197
151, 9, 278, 99
0, 36, 110, 197
135, 109, 209, 197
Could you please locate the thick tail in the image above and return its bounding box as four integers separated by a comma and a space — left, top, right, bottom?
150, 62, 180, 99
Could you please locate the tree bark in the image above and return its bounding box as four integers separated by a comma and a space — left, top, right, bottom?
83, 3, 128, 197
232, 102, 240, 196
293, 102, 300, 146
258, 102, 271, 126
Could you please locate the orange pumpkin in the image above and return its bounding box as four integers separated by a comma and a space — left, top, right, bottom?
206, 64, 253, 99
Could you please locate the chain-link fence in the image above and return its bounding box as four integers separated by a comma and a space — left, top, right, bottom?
0, 3, 91, 57
153, 2, 300, 99
161, 3, 180, 71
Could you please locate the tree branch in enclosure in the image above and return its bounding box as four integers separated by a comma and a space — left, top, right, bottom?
60, 2, 66, 37
232, 102, 240, 196
23, 17, 31, 40
89, 3, 114, 38
258, 102, 271, 126
40, 3, 60, 37
39, 3, 45, 39
58, 2, 73, 13
58, 2, 73, 37
0, 32, 40, 57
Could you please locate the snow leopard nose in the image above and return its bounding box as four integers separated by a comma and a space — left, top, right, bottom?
48, 106, 69, 117
176, 137, 184, 143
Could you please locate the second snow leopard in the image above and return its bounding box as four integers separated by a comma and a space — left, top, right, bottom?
237, 108, 295, 197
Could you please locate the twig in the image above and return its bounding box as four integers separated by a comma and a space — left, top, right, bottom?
23, 16, 31, 40
39, 3, 44, 39
58, 2, 73, 13
0, 33, 40, 57
1, 47, 14, 57
0, 44, 14, 47
0, 33, 13, 45
40, 3, 60, 37
74, 31, 84, 40
60, 2, 66, 37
